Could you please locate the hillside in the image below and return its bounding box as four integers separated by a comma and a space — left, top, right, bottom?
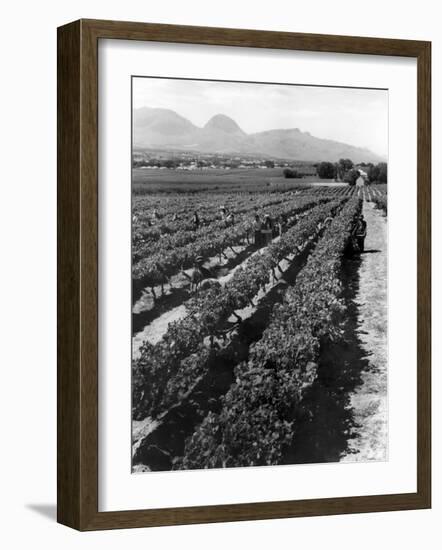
133, 107, 384, 163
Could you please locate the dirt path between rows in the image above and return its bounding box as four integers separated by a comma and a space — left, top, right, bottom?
132, 235, 285, 355
342, 200, 388, 462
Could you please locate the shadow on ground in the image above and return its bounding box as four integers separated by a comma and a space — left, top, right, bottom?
283, 251, 372, 464
132, 244, 259, 334
132, 288, 189, 334
361, 249, 381, 255
133, 240, 319, 471
26, 504, 57, 521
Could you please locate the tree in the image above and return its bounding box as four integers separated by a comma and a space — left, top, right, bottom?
264, 160, 275, 168
337, 158, 354, 180
344, 168, 360, 186
367, 162, 388, 184
317, 161, 337, 179
163, 159, 178, 169
283, 168, 300, 179
378, 162, 388, 183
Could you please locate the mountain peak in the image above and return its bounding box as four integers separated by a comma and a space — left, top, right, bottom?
204, 114, 246, 135
134, 107, 198, 137
133, 107, 383, 163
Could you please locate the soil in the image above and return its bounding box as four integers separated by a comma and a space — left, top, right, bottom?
132, 234, 284, 356
131, 234, 321, 470
282, 199, 388, 465
342, 201, 388, 461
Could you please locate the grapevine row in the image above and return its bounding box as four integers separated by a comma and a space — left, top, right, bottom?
133, 193, 291, 246
132, 197, 347, 420
132, 196, 331, 294
177, 196, 362, 469
133, 186, 351, 245
133, 194, 293, 262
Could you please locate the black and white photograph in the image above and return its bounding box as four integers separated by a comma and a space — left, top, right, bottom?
1, 0, 435, 540
131, 76, 388, 472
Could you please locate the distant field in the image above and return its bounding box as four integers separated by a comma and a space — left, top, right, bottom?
132, 167, 334, 194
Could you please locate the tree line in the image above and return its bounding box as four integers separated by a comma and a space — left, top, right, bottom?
316, 159, 388, 185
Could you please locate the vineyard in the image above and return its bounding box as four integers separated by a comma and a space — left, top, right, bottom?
131, 183, 388, 472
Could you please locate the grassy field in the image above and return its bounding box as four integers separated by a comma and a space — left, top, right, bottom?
132, 167, 334, 194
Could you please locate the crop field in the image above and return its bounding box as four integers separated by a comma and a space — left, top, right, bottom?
131, 182, 388, 471
132, 166, 333, 194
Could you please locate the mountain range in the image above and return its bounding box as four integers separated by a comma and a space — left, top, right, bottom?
133, 107, 384, 163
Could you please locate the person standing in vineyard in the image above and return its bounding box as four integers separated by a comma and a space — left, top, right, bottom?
353, 214, 367, 252
262, 214, 273, 245
220, 205, 234, 227
195, 255, 211, 279
220, 205, 227, 225
277, 214, 287, 237
226, 210, 235, 226
253, 213, 263, 246
192, 210, 200, 230
152, 209, 160, 224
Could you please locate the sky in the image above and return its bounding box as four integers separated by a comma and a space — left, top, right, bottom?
133, 77, 388, 157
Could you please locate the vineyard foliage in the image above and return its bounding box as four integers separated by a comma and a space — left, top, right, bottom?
132, 188, 354, 293
130, 179, 390, 471
177, 197, 362, 469
133, 195, 332, 294
132, 196, 348, 420
372, 194, 387, 214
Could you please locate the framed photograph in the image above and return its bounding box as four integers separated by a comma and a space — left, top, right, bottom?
57, 19, 431, 530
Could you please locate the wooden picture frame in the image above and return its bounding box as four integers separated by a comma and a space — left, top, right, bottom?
57, 19, 431, 531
